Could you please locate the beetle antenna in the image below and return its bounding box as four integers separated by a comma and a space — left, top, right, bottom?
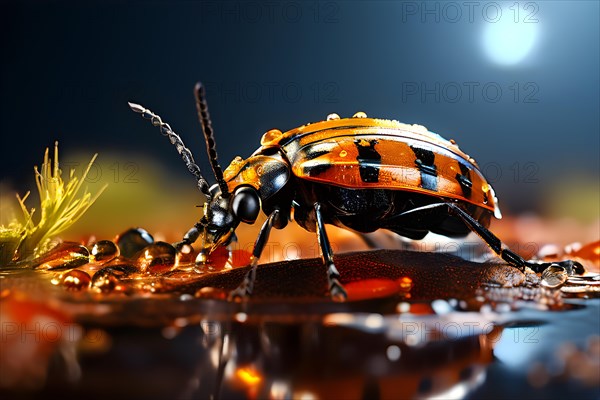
128, 102, 212, 200
194, 82, 230, 196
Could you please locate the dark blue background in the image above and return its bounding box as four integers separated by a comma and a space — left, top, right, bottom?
1, 1, 598, 216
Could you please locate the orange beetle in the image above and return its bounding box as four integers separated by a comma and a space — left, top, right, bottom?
130, 83, 583, 301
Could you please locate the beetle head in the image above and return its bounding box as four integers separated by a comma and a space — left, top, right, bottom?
197, 184, 261, 261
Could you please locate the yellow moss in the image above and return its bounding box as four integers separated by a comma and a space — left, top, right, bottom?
0, 142, 107, 266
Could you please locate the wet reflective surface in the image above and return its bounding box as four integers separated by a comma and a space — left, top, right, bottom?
0, 229, 599, 399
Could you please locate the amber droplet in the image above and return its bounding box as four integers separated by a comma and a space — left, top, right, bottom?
91, 268, 125, 293
201, 246, 230, 272
116, 228, 154, 258
90, 240, 120, 263
60, 270, 91, 291
195, 286, 228, 300
136, 242, 176, 274
230, 250, 252, 268
31, 242, 89, 270
260, 129, 283, 146
175, 243, 196, 266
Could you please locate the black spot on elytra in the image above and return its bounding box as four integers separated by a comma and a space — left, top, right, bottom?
303, 163, 331, 177
456, 162, 473, 198
355, 139, 381, 183
301, 147, 332, 177
304, 148, 330, 161
410, 146, 437, 191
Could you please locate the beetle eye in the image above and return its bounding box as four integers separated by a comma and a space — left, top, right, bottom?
231, 186, 260, 224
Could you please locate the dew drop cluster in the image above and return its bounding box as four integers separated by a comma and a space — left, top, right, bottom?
35, 228, 248, 297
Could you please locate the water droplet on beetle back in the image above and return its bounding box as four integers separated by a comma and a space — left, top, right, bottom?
115, 228, 154, 258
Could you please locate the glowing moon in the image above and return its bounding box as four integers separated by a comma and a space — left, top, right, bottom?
482, 9, 539, 66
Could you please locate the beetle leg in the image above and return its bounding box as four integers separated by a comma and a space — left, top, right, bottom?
228, 209, 280, 301
315, 203, 348, 302
173, 222, 203, 251
447, 203, 584, 275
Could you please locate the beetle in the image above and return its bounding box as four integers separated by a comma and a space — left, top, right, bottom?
129, 82, 583, 301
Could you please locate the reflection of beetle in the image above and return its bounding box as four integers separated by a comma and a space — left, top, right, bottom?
130, 83, 582, 301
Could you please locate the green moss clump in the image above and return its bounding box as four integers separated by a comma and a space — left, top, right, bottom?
0, 142, 106, 267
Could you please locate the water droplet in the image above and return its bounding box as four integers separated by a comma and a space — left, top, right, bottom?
197, 247, 250, 272
91, 268, 127, 293
90, 240, 120, 262
175, 243, 196, 266
230, 250, 252, 268
326, 113, 340, 121
260, 129, 283, 145
136, 242, 176, 274
60, 270, 91, 291
31, 242, 89, 270
541, 265, 568, 288
92, 260, 138, 292
116, 228, 154, 258
195, 251, 208, 265
352, 111, 367, 118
